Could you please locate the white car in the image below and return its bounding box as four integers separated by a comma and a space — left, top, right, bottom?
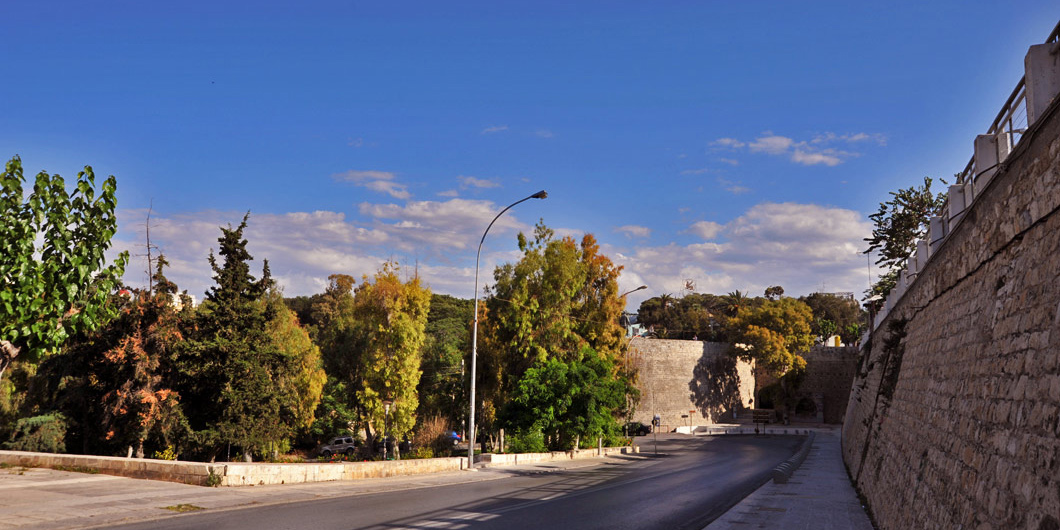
318, 436, 358, 457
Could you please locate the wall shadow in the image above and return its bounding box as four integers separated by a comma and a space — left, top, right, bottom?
688, 350, 741, 423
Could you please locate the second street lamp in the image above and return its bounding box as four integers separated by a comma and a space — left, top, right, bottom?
467, 190, 547, 470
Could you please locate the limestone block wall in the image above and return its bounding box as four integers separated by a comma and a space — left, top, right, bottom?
629, 338, 754, 430
842, 96, 1060, 529
800, 346, 859, 424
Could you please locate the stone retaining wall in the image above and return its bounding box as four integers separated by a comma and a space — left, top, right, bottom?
841, 95, 1060, 528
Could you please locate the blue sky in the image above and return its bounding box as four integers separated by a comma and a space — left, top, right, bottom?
3, 1, 1057, 309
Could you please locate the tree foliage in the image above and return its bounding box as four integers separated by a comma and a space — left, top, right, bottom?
799, 292, 864, 344
729, 297, 813, 378
417, 294, 472, 431
479, 222, 630, 439
177, 214, 302, 459
864, 176, 945, 297
350, 262, 430, 445
0, 156, 129, 379
501, 347, 631, 450
636, 292, 731, 341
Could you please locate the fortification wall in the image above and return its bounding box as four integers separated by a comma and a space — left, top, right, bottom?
628, 338, 754, 430
800, 346, 859, 424
842, 95, 1060, 528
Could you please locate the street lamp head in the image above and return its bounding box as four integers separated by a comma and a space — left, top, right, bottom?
531, 190, 548, 199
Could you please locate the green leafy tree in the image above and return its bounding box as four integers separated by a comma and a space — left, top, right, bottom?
351, 262, 431, 452
799, 292, 864, 344
478, 222, 630, 439
637, 293, 729, 341
502, 347, 631, 451
308, 274, 363, 442
417, 294, 472, 431
0, 156, 129, 380
264, 292, 327, 436
764, 285, 784, 301
864, 177, 946, 298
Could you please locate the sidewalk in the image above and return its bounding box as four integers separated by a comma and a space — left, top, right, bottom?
0, 455, 619, 530
704, 427, 874, 529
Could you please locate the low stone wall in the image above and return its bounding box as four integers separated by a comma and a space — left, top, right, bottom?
476, 446, 638, 467
0, 450, 222, 486
0, 446, 637, 487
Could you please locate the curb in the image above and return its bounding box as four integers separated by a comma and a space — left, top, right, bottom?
770, 431, 815, 484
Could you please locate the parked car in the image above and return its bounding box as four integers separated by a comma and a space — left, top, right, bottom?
317, 436, 359, 457
625, 422, 651, 436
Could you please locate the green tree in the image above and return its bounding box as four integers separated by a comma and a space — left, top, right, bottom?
502, 347, 631, 451
178, 214, 300, 460
417, 294, 472, 431
478, 222, 630, 440
0, 156, 129, 380
264, 292, 327, 436
864, 177, 946, 298
799, 292, 863, 344
351, 262, 431, 453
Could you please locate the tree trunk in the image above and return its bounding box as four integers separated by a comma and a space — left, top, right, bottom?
0, 340, 20, 381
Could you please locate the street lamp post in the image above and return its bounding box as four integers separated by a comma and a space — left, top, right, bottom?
468, 190, 547, 470
619, 285, 647, 436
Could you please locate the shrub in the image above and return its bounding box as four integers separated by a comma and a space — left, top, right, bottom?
412, 416, 453, 457
153, 445, 178, 460
506, 430, 546, 454
4, 413, 67, 453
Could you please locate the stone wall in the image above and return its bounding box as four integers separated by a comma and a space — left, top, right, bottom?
842, 96, 1060, 528
799, 346, 860, 424
629, 338, 754, 430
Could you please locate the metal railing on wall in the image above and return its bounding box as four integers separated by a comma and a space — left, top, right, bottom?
870, 20, 1060, 335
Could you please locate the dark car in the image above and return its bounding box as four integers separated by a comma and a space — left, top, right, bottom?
625, 422, 651, 436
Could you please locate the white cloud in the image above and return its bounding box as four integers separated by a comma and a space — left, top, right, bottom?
687, 220, 723, 240
332, 169, 411, 199
711, 138, 745, 149
710, 130, 884, 167
612, 202, 874, 302
458, 176, 500, 189
680, 168, 712, 175
718, 158, 739, 166
534, 129, 554, 138
748, 135, 794, 155
615, 225, 652, 239
717, 178, 751, 194
112, 199, 543, 301
437, 189, 459, 197
482, 125, 509, 134
791, 149, 842, 166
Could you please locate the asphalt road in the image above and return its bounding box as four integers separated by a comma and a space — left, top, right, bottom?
112, 434, 802, 530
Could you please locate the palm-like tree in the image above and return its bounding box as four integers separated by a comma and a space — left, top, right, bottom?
724, 290, 747, 316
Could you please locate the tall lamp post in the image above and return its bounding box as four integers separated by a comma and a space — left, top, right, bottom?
619, 285, 647, 436
468, 190, 547, 470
